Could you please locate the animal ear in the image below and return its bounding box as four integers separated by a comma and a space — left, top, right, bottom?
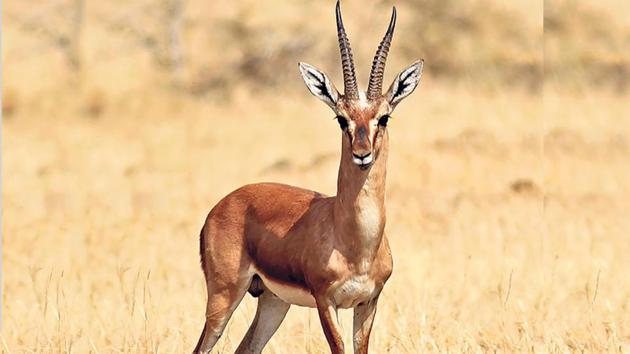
386, 60, 423, 107
298, 62, 339, 110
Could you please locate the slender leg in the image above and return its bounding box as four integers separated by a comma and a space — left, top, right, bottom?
352, 295, 380, 354
193, 279, 251, 354
235, 291, 291, 354
316, 297, 345, 354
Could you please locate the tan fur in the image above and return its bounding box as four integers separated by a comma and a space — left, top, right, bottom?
194, 99, 394, 354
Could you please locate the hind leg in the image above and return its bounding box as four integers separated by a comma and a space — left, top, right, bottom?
193, 276, 252, 354
235, 290, 291, 354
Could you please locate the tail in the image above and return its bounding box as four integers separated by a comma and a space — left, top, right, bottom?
199, 223, 207, 277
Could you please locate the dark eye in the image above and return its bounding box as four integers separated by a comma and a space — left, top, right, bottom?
336, 116, 348, 130
378, 115, 390, 127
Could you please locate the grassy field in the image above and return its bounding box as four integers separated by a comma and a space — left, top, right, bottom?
3, 85, 629, 352
3, 0, 630, 353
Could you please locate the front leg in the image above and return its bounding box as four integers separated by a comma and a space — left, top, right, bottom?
353, 294, 380, 354
315, 297, 345, 354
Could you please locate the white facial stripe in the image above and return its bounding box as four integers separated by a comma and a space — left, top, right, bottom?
348, 120, 357, 133
368, 119, 378, 144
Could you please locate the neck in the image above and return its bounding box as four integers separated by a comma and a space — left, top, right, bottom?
334, 131, 388, 266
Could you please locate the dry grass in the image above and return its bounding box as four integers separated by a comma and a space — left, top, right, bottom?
3, 0, 630, 353
3, 83, 629, 352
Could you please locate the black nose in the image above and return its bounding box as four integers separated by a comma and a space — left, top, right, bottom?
353, 152, 371, 159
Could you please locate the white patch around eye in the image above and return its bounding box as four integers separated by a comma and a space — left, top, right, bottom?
368, 119, 378, 143
348, 120, 357, 132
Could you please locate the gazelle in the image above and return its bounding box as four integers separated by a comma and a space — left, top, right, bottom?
194, 1, 423, 353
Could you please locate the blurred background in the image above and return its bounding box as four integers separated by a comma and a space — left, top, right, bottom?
2, 0, 629, 352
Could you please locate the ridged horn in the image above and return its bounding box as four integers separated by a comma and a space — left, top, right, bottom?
367, 7, 397, 100
336, 0, 358, 99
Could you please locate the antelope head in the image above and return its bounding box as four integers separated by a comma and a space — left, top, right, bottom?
299, 1, 423, 170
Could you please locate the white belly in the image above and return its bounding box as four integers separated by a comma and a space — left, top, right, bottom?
253, 269, 377, 309
255, 271, 317, 308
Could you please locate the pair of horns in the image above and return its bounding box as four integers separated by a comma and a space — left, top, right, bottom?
336, 0, 396, 100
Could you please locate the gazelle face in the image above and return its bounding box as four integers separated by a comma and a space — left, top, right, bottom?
335, 96, 391, 169
298, 1, 423, 170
